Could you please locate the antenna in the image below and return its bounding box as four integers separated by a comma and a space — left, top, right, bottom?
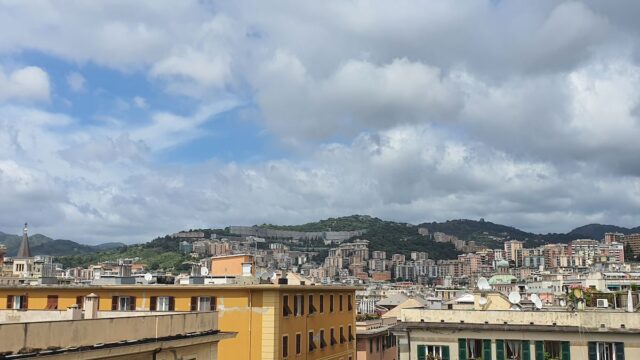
508, 291, 521, 310
144, 273, 153, 282
477, 277, 491, 291
200, 267, 209, 276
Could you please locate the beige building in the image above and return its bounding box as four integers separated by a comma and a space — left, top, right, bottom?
0, 306, 234, 359
356, 317, 397, 360
392, 307, 639, 360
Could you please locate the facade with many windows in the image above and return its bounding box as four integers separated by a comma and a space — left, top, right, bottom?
392, 308, 639, 360
0, 284, 356, 360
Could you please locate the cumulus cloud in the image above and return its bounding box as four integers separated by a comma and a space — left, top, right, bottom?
0, 66, 50, 102
66, 72, 86, 92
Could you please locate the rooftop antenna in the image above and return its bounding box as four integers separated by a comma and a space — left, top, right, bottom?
508, 291, 521, 310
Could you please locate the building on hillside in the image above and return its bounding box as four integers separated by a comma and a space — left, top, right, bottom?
0, 304, 234, 359
504, 240, 523, 265
356, 317, 397, 360
392, 307, 640, 360
0, 283, 358, 360
623, 234, 640, 258
604, 232, 625, 245
209, 254, 256, 277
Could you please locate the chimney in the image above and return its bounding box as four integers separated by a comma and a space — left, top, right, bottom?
84, 293, 99, 319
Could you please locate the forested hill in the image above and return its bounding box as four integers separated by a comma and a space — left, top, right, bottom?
0, 231, 125, 257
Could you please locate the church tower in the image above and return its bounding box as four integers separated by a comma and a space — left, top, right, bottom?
17, 222, 32, 258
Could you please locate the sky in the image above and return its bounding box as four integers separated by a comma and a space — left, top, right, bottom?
1, 1, 640, 244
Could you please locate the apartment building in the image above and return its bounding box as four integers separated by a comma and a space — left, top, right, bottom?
392, 308, 640, 360
0, 284, 357, 360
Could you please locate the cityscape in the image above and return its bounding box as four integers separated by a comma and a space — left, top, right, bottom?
2, 1, 640, 360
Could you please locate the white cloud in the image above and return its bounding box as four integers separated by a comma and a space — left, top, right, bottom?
66, 72, 86, 92
133, 96, 147, 109
0, 66, 50, 102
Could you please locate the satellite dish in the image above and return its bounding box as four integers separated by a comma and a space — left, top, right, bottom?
200, 267, 209, 276
479, 297, 488, 306
560, 299, 566, 307
144, 273, 153, 282
531, 294, 543, 310
477, 277, 491, 291
508, 291, 521, 305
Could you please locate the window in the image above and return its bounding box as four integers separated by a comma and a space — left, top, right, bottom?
6, 295, 28, 310
190, 296, 216, 311
330, 328, 337, 345
339, 294, 343, 311
330, 294, 334, 312
308, 331, 316, 352
464, 339, 484, 360
151, 296, 174, 311
340, 326, 346, 344
283, 295, 292, 317
505, 340, 523, 360
348, 294, 353, 311
46, 295, 58, 310
543, 341, 561, 360
417, 345, 450, 360
75, 296, 84, 309
283, 335, 289, 358
296, 333, 301, 355
294, 295, 304, 316
590, 342, 624, 360
320, 329, 327, 348
376, 337, 380, 351
309, 294, 316, 314
370, 338, 373, 353
348, 325, 354, 342
320, 294, 324, 313
112, 296, 135, 311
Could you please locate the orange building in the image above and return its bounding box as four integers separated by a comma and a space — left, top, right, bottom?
210, 254, 256, 276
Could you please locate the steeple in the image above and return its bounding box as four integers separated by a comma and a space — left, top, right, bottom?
17, 222, 31, 258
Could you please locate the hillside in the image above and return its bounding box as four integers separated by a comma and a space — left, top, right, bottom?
0, 231, 125, 257
258, 214, 384, 232
568, 224, 640, 240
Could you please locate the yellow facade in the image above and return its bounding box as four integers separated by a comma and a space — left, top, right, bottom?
0, 284, 356, 360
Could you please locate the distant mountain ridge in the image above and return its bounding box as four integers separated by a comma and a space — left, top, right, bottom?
568, 224, 640, 240
0, 231, 125, 257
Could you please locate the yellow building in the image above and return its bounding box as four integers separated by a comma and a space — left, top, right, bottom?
0, 284, 357, 360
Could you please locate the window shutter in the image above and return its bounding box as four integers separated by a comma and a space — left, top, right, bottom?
615, 342, 625, 360
190, 296, 197, 311
535, 341, 544, 360
522, 340, 531, 360
561, 341, 571, 360
442, 345, 450, 360
112, 296, 118, 310
496, 339, 505, 360
23, 295, 28, 309
129, 296, 136, 311
76, 296, 83, 309
210, 297, 216, 311
483, 339, 492, 360
169, 296, 175, 311
417, 345, 426, 360
458, 338, 467, 360
301, 295, 304, 315
7, 295, 13, 309
587, 342, 597, 360
150, 296, 157, 311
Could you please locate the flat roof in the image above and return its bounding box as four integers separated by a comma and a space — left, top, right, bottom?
392, 321, 640, 334
0, 284, 361, 291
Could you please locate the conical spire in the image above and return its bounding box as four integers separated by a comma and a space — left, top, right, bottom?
17, 222, 31, 258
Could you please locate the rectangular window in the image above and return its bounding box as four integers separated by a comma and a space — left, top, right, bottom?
330, 328, 337, 345
191, 296, 215, 311
348, 294, 353, 311
46, 295, 58, 310
76, 296, 84, 309
308, 331, 316, 352
320, 329, 327, 348
320, 294, 324, 313
590, 342, 623, 360
339, 294, 343, 311
330, 294, 334, 312
113, 296, 136, 311
283, 295, 292, 317
309, 294, 316, 314
370, 338, 373, 353
465, 338, 484, 359
340, 326, 346, 344
7, 295, 28, 310
156, 296, 171, 311
505, 340, 523, 360
293, 295, 304, 316
349, 325, 354, 342
283, 335, 288, 358
296, 333, 301, 355
376, 337, 380, 351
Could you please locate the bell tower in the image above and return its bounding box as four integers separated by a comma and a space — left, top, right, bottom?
16, 222, 32, 258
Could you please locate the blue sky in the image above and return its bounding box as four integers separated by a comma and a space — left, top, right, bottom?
1, 1, 640, 244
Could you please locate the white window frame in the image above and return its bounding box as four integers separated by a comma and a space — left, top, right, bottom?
426, 345, 443, 357
198, 296, 211, 311
157, 296, 170, 311
596, 342, 617, 360
118, 296, 132, 311
13, 295, 26, 310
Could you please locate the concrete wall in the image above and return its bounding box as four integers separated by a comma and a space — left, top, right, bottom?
0, 312, 218, 354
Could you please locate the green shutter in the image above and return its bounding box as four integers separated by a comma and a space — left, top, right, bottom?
523, 340, 531, 360
417, 345, 426, 360
561, 341, 571, 360
535, 341, 544, 360
588, 342, 597, 360
496, 339, 505, 360
615, 342, 625, 360
483, 339, 492, 360
442, 345, 450, 360
458, 339, 467, 360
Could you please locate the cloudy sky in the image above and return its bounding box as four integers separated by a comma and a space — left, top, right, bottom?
1, 1, 640, 244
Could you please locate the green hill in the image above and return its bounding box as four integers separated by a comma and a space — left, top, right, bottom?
0, 231, 125, 257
